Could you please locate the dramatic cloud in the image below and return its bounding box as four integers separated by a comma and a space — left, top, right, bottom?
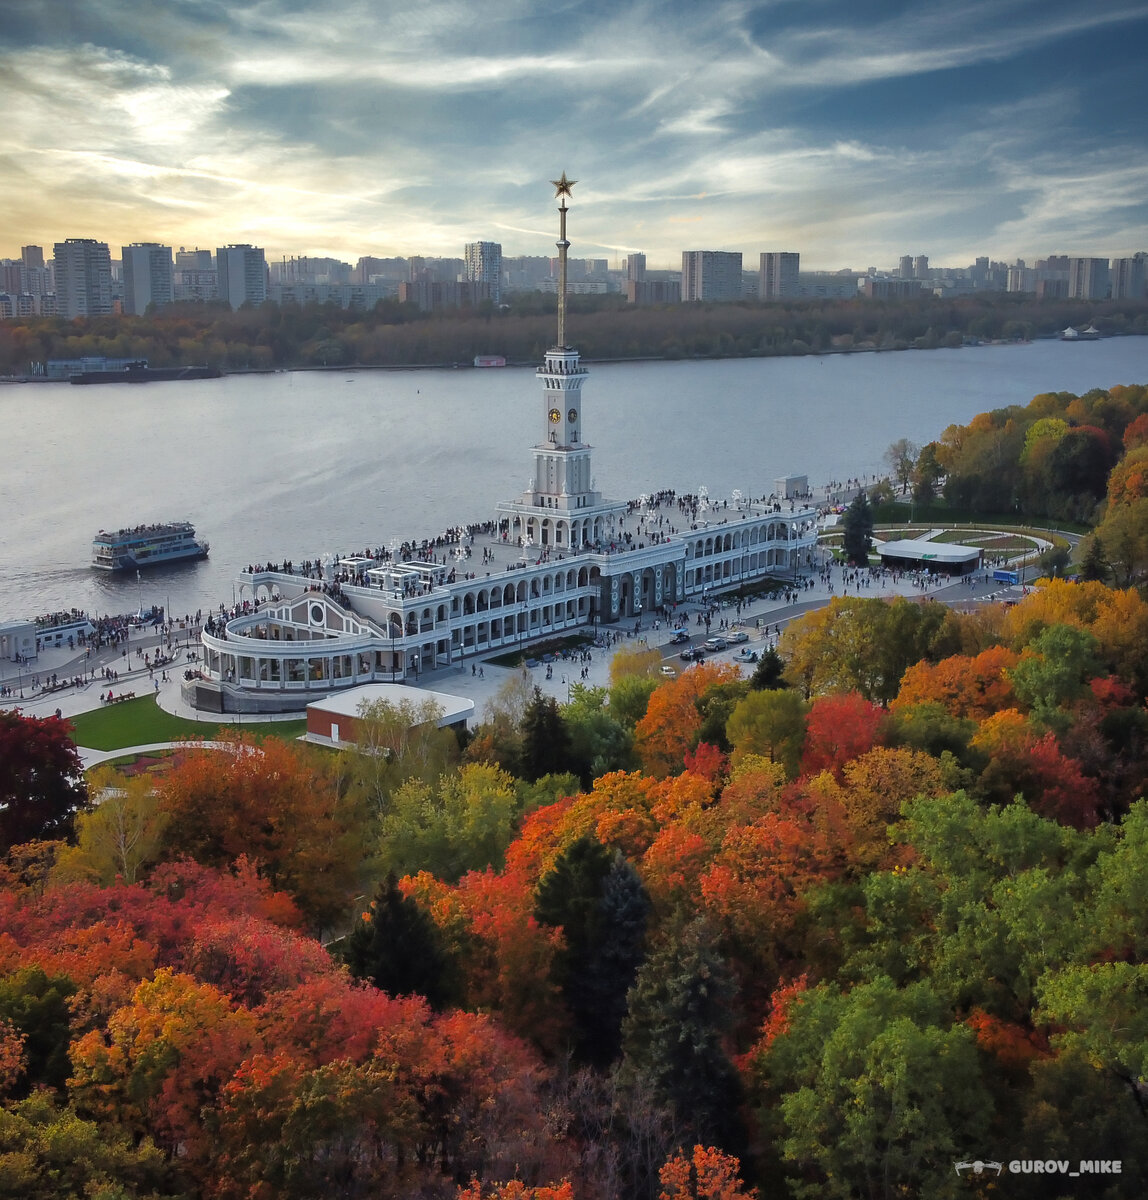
2, 0, 1146, 267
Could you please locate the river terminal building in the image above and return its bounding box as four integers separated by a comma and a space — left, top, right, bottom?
187, 178, 819, 713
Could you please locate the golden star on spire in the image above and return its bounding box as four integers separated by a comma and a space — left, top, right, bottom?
551, 171, 577, 198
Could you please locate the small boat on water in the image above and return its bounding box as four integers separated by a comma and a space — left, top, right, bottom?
92, 522, 209, 571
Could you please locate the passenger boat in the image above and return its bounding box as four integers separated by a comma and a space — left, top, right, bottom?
91, 522, 209, 571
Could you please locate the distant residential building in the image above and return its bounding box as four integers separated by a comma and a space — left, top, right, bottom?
398, 278, 494, 312
1068, 257, 1110, 300
898, 255, 914, 279
269, 256, 352, 286
269, 283, 392, 310
21, 245, 44, 271
121, 243, 174, 314
216, 244, 268, 310
1110, 254, 1147, 299
464, 241, 502, 305
759, 252, 800, 300
627, 280, 681, 304
174, 269, 218, 303
503, 256, 552, 291
913, 255, 929, 280
0, 260, 21, 295
791, 272, 860, 299
1036, 278, 1069, 300
175, 247, 213, 270
861, 278, 923, 300
681, 250, 743, 302
626, 253, 646, 282
53, 238, 113, 319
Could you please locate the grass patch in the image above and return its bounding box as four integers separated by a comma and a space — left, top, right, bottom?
68, 696, 307, 751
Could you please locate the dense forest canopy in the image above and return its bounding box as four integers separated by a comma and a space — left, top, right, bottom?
4, 569, 1148, 1196
2, 291, 1147, 374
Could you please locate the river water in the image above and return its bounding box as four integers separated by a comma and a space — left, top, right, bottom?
2, 337, 1146, 622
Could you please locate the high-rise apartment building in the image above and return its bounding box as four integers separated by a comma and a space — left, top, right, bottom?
899, 255, 914, 279
464, 242, 502, 305
1068, 257, 1110, 300
216, 244, 267, 310
913, 255, 930, 280
1110, 254, 1147, 300
53, 238, 113, 319
626, 253, 647, 282
176, 248, 213, 270
759, 252, 800, 299
681, 251, 743, 302
121, 243, 174, 314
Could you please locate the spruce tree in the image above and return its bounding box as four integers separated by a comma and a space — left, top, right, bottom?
340, 874, 453, 1008
1080, 534, 1109, 582
619, 914, 746, 1157
535, 837, 649, 1066
520, 686, 573, 782
841, 490, 874, 565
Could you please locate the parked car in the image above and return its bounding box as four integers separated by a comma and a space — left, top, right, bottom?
734, 648, 759, 663
660, 665, 677, 677
725, 629, 749, 644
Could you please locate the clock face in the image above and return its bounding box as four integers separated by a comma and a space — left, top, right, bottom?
568, 408, 578, 423
549, 408, 561, 423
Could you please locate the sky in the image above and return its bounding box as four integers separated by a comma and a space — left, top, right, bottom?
3, 0, 1148, 271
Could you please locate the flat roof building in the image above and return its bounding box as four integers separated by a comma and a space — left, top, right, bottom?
53, 238, 112, 319
681, 251, 743, 303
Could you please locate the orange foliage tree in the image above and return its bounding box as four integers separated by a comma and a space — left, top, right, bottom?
635, 663, 741, 778
893, 646, 1020, 722
155, 734, 367, 929
658, 1144, 755, 1199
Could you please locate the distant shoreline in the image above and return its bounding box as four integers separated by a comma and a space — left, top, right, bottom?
7, 330, 1146, 385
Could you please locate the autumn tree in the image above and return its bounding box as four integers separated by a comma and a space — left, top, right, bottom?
156, 734, 368, 930
800, 692, 883, 778
658, 1145, 754, 1200
725, 689, 806, 778
53, 765, 168, 885
0, 711, 87, 852
635, 663, 741, 778
783, 596, 961, 704
377, 762, 520, 882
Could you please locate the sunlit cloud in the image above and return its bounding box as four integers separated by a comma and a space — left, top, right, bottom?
1, 0, 1145, 266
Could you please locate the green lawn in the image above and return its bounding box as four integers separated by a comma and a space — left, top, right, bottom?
68, 696, 307, 751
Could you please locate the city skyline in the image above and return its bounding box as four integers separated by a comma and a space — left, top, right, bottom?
3, 1, 1147, 269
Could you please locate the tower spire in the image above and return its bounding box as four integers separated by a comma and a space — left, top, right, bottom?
551, 172, 576, 348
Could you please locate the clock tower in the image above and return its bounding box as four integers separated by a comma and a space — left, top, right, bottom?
497, 175, 626, 549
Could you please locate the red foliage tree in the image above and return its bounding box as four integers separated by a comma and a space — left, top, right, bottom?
0, 711, 87, 851
800, 691, 884, 778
